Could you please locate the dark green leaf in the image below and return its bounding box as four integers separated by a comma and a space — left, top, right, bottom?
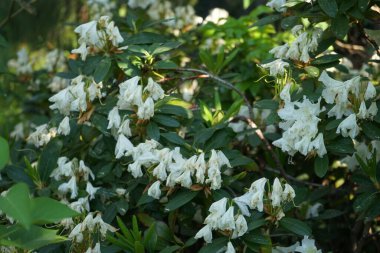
164, 190, 198, 211
331, 15, 350, 39
93, 57, 112, 82
38, 139, 63, 182
314, 155, 329, 178
147, 122, 160, 141
153, 60, 178, 69
312, 54, 342, 65
362, 122, 380, 140
161, 132, 186, 146
279, 217, 312, 236
199, 237, 228, 253
153, 115, 180, 128
254, 14, 282, 26
326, 137, 355, 154
281, 16, 300, 30
31, 197, 78, 225
317, 209, 344, 219
254, 99, 279, 110
0, 137, 9, 171
318, 0, 338, 17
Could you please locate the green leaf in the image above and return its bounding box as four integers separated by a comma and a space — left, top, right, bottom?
254, 14, 282, 26
0, 224, 66, 250
362, 122, 380, 140
318, 0, 338, 17
93, 57, 112, 82
326, 138, 355, 154
153, 60, 178, 69
305, 66, 320, 77
153, 115, 180, 128
143, 223, 157, 251
254, 99, 279, 110
151, 41, 182, 55
31, 197, 78, 224
199, 100, 213, 124
0, 183, 32, 229
38, 138, 63, 182
312, 54, 342, 65
146, 122, 160, 141
314, 155, 329, 178
0, 136, 9, 171
331, 15, 350, 39
358, 0, 370, 12
281, 16, 300, 30
0, 34, 8, 47
164, 190, 198, 211
247, 218, 267, 231
317, 209, 344, 219
160, 246, 181, 253
279, 217, 312, 236
199, 237, 228, 253
161, 132, 186, 146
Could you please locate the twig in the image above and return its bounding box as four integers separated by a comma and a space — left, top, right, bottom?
0, 0, 37, 29
159, 67, 254, 119
157, 74, 209, 83
264, 166, 323, 187
358, 23, 380, 57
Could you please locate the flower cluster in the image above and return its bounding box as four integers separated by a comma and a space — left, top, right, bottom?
7, 47, 33, 75
195, 178, 295, 248
341, 140, 380, 171
260, 59, 289, 77
27, 124, 57, 147
319, 71, 378, 139
115, 76, 164, 120
49, 75, 103, 116
87, 0, 115, 19
69, 212, 116, 244
273, 236, 322, 253
273, 84, 327, 157
114, 137, 231, 199
270, 25, 322, 63
194, 197, 247, 248
50, 157, 99, 200
234, 177, 295, 219
71, 16, 124, 61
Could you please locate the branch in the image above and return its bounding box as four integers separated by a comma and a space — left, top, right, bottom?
0, 0, 37, 29
264, 166, 323, 187
161, 67, 254, 120
358, 23, 380, 57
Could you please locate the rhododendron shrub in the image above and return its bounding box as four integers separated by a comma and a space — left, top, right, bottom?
0, 0, 380, 252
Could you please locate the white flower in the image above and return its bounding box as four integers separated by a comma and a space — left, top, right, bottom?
78, 160, 95, 181
107, 107, 121, 130
118, 76, 143, 109
10, 123, 24, 140
115, 134, 134, 159
336, 114, 360, 139
68, 223, 84, 242
280, 83, 292, 102
128, 160, 143, 178
261, 59, 289, 77
27, 124, 56, 147
306, 202, 323, 219
58, 116, 71, 136
271, 178, 283, 207
266, 0, 286, 12
309, 133, 327, 158
248, 177, 267, 212
225, 242, 236, 253
232, 214, 248, 238
127, 0, 154, 9
206, 150, 231, 190
49, 87, 74, 116
70, 197, 90, 213
50, 157, 74, 180
282, 183, 296, 202
137, 97, 155, 120
233, 193, 251, 216
147, 181, 161, 199
71, 43, 89, 61
295, 236, 322, 253
204, 198, 228, 227
357, 101, 367, 119
93, 212, 117, 236
58, 176, 78, 199
144, 78, 165, 101
367, 102, 378, 119
195, 153, 207, 183
86, 182, 99, 200
204, 8, 229, 25
364, 82, 376, 100
219, 206, 235, 230
270, 44, 289, 59
194, 224, 213, 243
118, 119, 132, 136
